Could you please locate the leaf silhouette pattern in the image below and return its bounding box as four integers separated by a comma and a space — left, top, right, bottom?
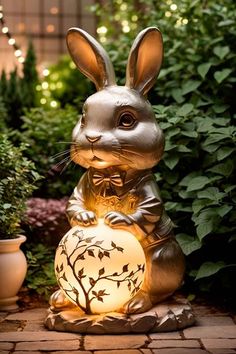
55, 229, 145, 314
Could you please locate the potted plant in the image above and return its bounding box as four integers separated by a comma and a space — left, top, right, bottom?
0, 134, 41, 310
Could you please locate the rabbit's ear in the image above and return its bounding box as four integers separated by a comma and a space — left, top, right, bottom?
126, 27, 163, 96
67, 28, 116, 90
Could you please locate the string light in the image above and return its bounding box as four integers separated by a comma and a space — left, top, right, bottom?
0, 6, 25, 64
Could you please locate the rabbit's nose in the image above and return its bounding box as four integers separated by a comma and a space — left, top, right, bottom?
86, 134, 102, 143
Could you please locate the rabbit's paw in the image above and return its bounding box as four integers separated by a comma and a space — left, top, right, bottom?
49, 289, 76, 311
104, 211, 132, 228
120, 290, 153, 314
72, 211, 97, 226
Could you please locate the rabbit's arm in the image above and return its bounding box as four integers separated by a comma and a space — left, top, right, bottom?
126, 178, 163, 240
105, 177, 163, 241
66, 173, 97, 226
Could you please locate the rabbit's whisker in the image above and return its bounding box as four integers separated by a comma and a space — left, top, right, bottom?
51, 149, 71, 160
120, 147, 143, 158
60, 151, 77, 174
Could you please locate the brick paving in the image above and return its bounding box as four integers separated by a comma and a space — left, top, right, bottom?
0, 303, 235, 354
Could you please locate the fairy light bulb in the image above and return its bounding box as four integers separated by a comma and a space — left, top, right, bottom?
2, 26, 9, 33
55, 218, 146, 314
8, 38, 15, 45
18, 56, 25, 63
14, 49, 22, 57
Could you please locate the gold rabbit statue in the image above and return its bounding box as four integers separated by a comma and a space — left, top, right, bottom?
51, 27, 185, 314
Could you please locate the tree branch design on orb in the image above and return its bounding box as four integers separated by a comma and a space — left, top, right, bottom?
55, 220, 146, 314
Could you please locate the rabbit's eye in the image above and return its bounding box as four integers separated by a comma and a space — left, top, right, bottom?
118, 113, 136, 129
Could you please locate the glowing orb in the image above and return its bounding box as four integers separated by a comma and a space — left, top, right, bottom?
55, 219, 146, 314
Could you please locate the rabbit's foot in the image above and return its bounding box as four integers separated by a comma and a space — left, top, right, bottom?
49, 289, 76, 312
120, 290, 153, 314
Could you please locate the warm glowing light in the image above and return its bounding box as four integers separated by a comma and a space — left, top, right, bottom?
50, 6, 59, 14
170, 3, 177, 11
120, 3, 127, 11
51, 73, 59, 80
40, 98, 47, 104
43, 90, 51, 97
175, 18, 182, 27
18, 56, 25, 63
55, 219, 146, 314
50, 83, 56, 90
50, 100, 58, 107
36, 85, 42, 91
42, 81, 49, 89
69, 61, 76, 69
122, 20, 129, 26
131, 15, 138, 22
56, 82, 63, 89
97, 26, 107, 34
165, 11, 172, 17
182, 18, 188, 25
43, 68, 50, 76
122, 25, 130, 33
0, 13, 3, 19
2, 26, 9, 33
100, 36, 107, 43
8, 38, 15, 45
14, 49, 22, 57
46, 24, 55, 33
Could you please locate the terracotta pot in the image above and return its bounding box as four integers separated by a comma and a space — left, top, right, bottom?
0, 235, 27, 311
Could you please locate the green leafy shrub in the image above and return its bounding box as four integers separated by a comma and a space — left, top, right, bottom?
25, 243, 56, 297
38, 55, 93, 109
0, 134, 41, 239
18, 106, 83, 197
154, 105, 236, 300
0, 42, 39, 130
90, 0, 236, 304
94, 0, 236, 112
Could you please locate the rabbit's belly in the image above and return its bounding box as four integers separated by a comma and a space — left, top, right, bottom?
87, 193, 139, 218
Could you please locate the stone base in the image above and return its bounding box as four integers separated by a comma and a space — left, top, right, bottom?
44, 297, 195, 334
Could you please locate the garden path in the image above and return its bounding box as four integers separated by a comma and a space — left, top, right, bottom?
0, 300, 236, 354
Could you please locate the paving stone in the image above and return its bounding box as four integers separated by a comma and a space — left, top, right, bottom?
23, 321, 48, 331
149, 339, 200, 348
96, 350, 141, 354
84, 334, 148, 350
49, 352, 92, 354
0, 319, 23, 332
152, 349, 208, 354
14, 352, 42, 354
5, 308, 48, 321
0, 330, 81, 341
201, 338, 236, 349
184, 325, 236, 339
0, 342, 14, 350
149, 331, 181, 339
196, 316, 235, 326
0, 313, 8, 322
208, 350, 236, 354
16, 340, 80, 351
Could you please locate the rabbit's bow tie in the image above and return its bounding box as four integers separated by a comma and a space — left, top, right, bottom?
92, 171, 124, 188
